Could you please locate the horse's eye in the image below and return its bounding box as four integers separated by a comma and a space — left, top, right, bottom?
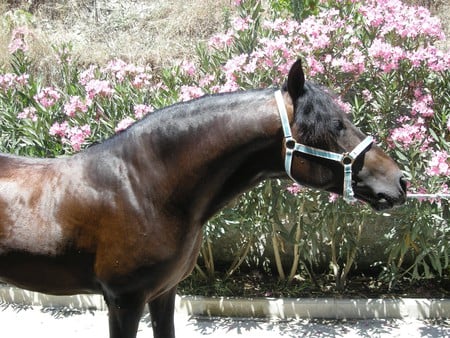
334, 119, 345, 132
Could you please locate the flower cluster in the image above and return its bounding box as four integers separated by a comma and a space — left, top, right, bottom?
34, 87, 61, 108
133, 104, 153, 119
103, 59, 152, 88
64, 96, 91, 117
359, 0, 444, 40
389, 118, 429, 150
115, 104, 155, 132
426, 150, 450, 177
17, 107, 37, 122
49, 122, 91, 152
8, 27, 31, 54
115, 117, 135, 133
84, 79, 114, 99
0, 73, 29, 92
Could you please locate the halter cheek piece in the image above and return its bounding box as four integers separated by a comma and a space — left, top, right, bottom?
275, 90, 373, 203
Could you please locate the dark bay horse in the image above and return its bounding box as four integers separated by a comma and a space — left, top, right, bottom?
0, 60, 406, 337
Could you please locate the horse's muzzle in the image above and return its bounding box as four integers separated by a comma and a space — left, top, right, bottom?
355, 173, 407, 211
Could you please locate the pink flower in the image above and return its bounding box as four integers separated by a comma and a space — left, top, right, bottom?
8, 27, 31, 53
103, 59, 146, 82
115, 117, 135, 133
133, 104, 153, 119
263, 18, 300, 35
67, 125, 91, 152
79, 65, 98, 86
218, 80, 239, 93
389, 120, 428, 148
132, 73, 152, 89
49, 121, 69, 138
16, 74, 29, 86
17, 107, 37, 122
103, 59, 128, 81
331, 47, 366, 75
208, 32, 234, 49
426, 150, 449, 176
0, 73, 29, 92
50, 121, 91, 151
0, 73, 17, 91
199, 74, 215, 87
368, 39, 405, 72
411, 94, 434, 117
306, 57, 324, 76
180, 86, 204, 101
362, 89, 373, 102
287, 183, 302, 195
180, 61, 196, 76
223, 54, 247, 81
328, 193, 339, 203
232, 16, 252, 31
64, 96, 91, 117
85, 79, 114, 99
360, 0, 445, 40
334, 96, 352, 114
34, 87, 61, 108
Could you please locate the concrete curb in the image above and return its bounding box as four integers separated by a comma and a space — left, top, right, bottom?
1, 286, 449, 320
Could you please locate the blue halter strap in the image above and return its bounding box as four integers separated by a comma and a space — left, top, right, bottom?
275, 90, 373, 203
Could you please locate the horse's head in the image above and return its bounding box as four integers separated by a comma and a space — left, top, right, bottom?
279, 60, 407, 210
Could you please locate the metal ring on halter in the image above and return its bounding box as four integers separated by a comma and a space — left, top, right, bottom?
285, 138, 296, 150
341, 154, 354, 166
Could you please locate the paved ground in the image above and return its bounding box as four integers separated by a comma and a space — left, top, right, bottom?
1, 304, 449, 337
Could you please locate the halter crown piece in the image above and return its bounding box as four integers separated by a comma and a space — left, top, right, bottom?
275, 90, 374, 203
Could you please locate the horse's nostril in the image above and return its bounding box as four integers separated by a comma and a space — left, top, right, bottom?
399, 176, 408, 194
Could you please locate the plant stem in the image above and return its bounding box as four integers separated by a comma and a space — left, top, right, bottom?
225, 236, 253, 278
288, 202, 304, 283
194, 263, 208, 280
272, 227, 286, 280
340, 220, 363, 287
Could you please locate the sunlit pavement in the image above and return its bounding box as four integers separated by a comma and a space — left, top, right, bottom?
0, 304, 449, 338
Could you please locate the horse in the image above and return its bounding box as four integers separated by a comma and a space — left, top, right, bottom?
0, 60, 406, 338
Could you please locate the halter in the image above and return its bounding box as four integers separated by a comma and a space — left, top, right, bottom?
275, 90, 373, 203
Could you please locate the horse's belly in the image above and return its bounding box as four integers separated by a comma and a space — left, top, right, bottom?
0, 251, 100, 295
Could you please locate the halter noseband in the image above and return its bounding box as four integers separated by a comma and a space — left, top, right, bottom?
275, 90, 373, 203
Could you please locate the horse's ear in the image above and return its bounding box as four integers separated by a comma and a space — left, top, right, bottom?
287, 59, 305, 102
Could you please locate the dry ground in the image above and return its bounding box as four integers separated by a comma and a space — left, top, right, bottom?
0, 0, 231, 70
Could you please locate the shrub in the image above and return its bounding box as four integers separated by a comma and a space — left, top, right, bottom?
185, 0, 450, 288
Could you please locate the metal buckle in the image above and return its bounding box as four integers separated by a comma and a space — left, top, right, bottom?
341, 153, 354, 166
285, 138, 296, 150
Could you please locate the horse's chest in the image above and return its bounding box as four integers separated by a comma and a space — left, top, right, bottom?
94, 218, 203, 292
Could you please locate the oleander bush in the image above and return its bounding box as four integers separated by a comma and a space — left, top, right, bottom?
0, 0, 449, 293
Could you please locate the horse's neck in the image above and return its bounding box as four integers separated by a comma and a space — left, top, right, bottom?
146, 90, 284, 224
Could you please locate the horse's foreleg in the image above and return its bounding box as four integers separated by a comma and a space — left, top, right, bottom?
104, 292, 146, 338
148, 286, 177, 338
